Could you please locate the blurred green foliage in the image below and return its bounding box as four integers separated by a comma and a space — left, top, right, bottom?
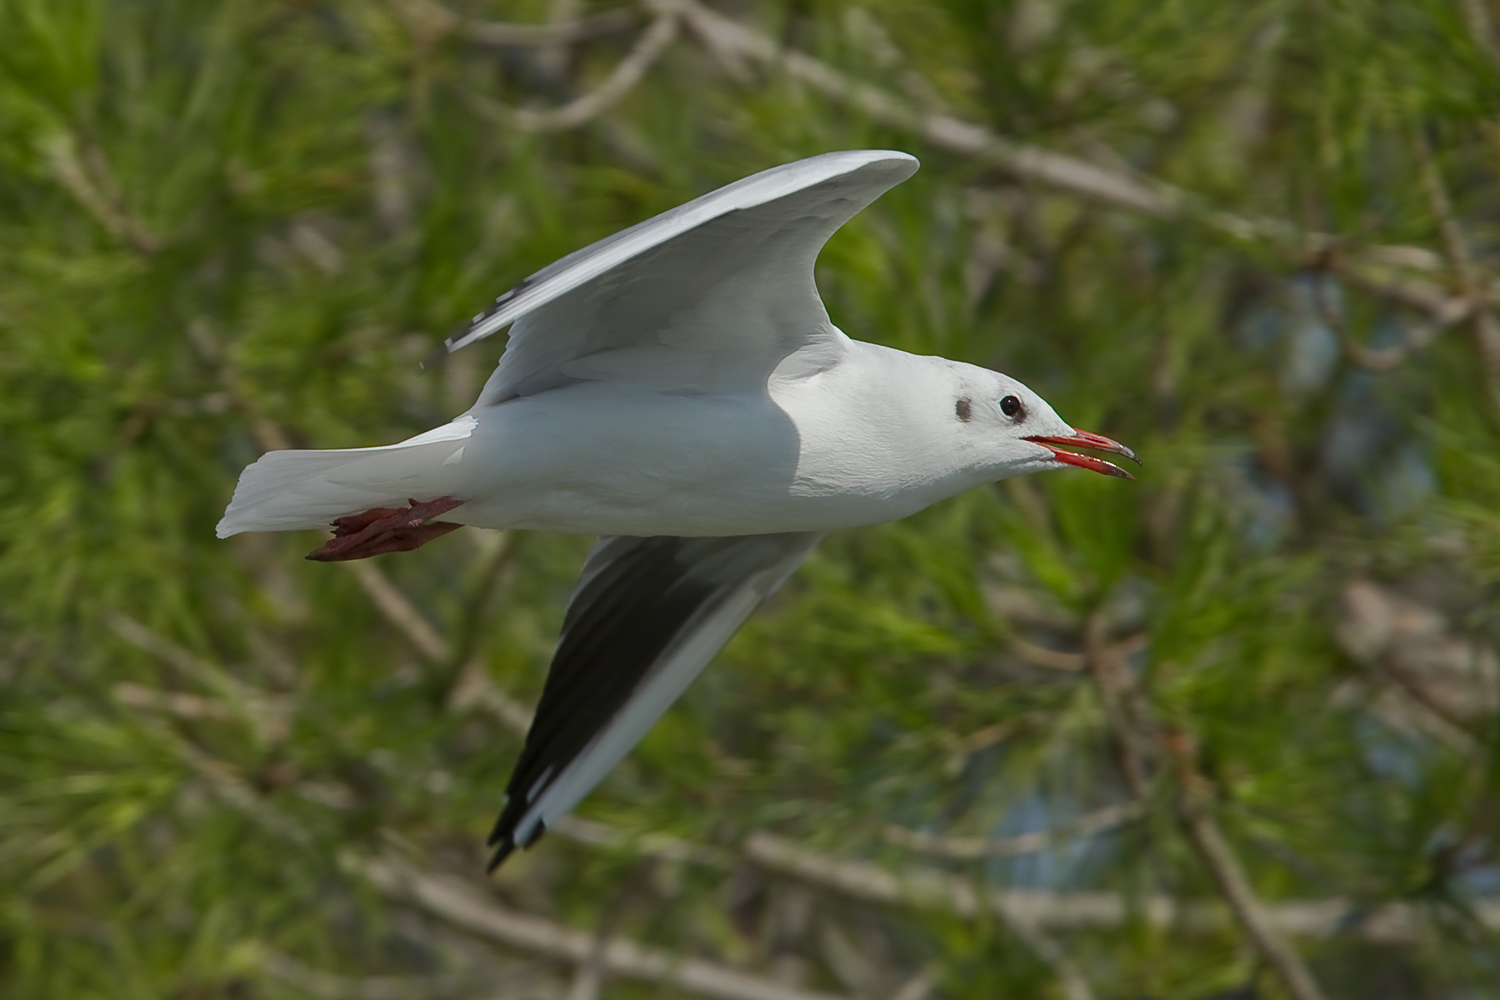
2, 1, 1499, 998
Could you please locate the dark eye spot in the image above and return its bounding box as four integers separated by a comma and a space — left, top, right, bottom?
955, 397, 972, 422
1000, 395, 1023, 418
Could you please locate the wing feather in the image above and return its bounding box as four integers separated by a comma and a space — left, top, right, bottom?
440, 150, 918, 402
487, 532, 819, 868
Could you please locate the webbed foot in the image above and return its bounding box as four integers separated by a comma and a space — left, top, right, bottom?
306, 497, 464, 561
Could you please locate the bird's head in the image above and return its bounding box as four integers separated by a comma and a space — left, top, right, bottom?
951, 367, 1139, 481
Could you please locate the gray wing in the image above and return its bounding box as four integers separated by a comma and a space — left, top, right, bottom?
487, 532, 820, 869
437, 150, 918, 404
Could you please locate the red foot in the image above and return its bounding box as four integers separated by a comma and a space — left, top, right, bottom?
306, 497, 464, 562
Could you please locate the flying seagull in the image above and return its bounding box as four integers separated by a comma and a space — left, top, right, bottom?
216, 150, 1138, 870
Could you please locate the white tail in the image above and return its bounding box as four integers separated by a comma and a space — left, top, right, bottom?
216, 416, 477, 537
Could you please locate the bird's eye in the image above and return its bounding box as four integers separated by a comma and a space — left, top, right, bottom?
1000, 395, 1023, 418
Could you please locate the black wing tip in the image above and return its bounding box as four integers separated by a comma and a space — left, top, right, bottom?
422, 280, 532, 371
484, 820, 546, 873
419, 341, 453, 371
485, 839, 516, 873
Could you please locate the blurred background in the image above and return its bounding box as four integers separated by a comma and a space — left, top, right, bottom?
3, 1, 1500, 997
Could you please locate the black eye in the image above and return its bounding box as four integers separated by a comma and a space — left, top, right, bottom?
1000, 395, 1023, 418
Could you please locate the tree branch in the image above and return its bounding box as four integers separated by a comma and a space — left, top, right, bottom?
343, 560, 452, 664
745, 834, 1096, 1000
665, 0, 1476, 327
490, 15, 680, 132
1309, 273, 1452, 371
1082, 614, 1152, 800
1079, 615, 1333, 1000
1173, 780, 1330, 1000
449, 531, 522, 671
96, 669, 1500, 948
743, 832, 1492, 942
1457, 0, 1500, 71
1413, 130, 1500, 408
666, 0, 1172, 216
139, 716, 310, 843
1008, 634, 1086, 671
254, 944, 476, 999
350, 853, 854, 1000
112, 681, 239, 723
107, 614, 290, 744
881, 802, 1141, 860
40, 132, 160, 254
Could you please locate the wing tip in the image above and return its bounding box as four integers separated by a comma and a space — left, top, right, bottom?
816, 147, 919, 175
485, 839, 516, 873
485, 819, 546, 873
419, 340, 453, 370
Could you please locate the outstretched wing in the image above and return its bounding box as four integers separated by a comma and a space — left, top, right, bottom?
436, 150, 918, 404
487, 532, 820, 869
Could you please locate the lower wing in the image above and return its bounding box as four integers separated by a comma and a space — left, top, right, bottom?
487, 531, 820, 870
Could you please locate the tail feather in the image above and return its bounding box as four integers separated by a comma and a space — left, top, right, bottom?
216, 417, 476, 538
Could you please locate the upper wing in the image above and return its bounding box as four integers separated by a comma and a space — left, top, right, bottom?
487, 531, 820, 870
438, 150, 918, 404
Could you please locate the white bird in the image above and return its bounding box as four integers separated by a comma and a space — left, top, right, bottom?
217, 150, 1138, 869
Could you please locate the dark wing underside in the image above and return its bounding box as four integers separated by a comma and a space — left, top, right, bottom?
487, 532, 820, 870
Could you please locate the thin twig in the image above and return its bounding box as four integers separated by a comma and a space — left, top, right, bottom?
887, 971, 936, 1000
665, 0, 1476, 326
489, 15, 680, 132
1310, 272, 1455, 371
350, 853, 854, 1000
449, 532, 523, 671
336, 535, 533, 717
667, 0, 1171, 216
1413, 130, 1500, 409
95, 671, 1499, 948
142, 717, 309, 843
1078, 612, 1332, 1000
742, 832, 1485, 941
1008, 631, 1148, 672
343, 560, 452, 664
1332, 258, 1476, 328
1457, 0, 1500, 71
255, 945, 475, 999
446, 659, 536, 734
551, 815, 734, 866
112, 682, 239, 723
1008, 634, 1086, 671
744, 834, 1096, 1000
881, 802, 1140, 860
1372, 659, 1480, 753
40, 132, 160, 254
107, 614, 290, 744
1173, 777, 1331, 1000
1082, 615, 1151, 799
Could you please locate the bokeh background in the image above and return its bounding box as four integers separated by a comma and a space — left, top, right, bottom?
4, 1, 1500, 997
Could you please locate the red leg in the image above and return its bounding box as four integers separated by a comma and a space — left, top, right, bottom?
306, 497, 464, 562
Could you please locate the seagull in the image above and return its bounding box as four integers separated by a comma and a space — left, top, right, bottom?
216, 150, 1138, 870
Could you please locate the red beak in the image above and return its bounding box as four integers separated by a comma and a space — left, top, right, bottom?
1022, 429, 1140, 480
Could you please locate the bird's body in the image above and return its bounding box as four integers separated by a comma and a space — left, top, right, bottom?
245, 342, 1052, 539
217, 150, 1137, 867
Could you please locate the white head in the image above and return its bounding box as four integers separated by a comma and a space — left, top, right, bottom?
944, 360, 1139, 482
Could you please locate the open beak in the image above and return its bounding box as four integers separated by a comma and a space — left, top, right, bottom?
1023, 429, 1141, 480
